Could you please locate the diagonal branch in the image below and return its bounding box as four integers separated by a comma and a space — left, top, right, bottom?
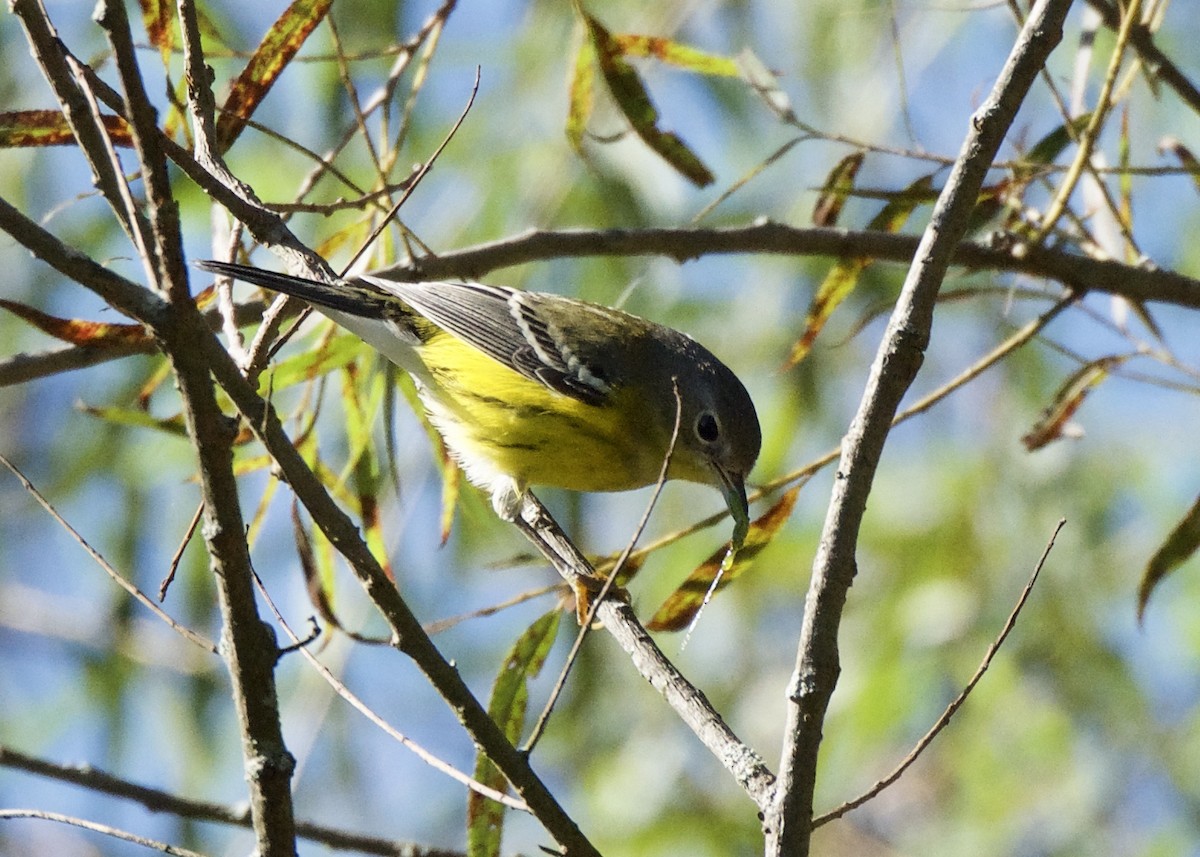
764, 1, 1075, 854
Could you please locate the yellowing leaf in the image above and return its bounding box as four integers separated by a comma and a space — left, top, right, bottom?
786, 174, 932, 367
215, 0, 333, 152
812, 152, 864, 227
1021, 355, 1128, 451
566, 30, 597, 154
613, 35, 740, 76
0, 110, 133, 148
1139, 494, 1200, 622
0, 298, 149, 346
138, 0, 176, 65
647, 486, 799, 632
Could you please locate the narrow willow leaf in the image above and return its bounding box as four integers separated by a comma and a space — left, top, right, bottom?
812, 152, 864, 227
786, 174, 933, 367
0, 298, 147, 346
257, 332, 363, 395
215, 0, 333, 151
647, 486, 800, 632
468, 611, 562, 857
613, 34, 740, 76
566, 28, 597, 153
1139, 494, 1200, 622
0, 110, 133, 148
1021, 355, 1128, 451
77, 404, 189, 437
582, 12, 714, 186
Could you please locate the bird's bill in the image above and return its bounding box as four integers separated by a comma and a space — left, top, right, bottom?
715, 465, 750, 551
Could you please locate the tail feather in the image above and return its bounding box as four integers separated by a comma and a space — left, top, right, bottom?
195, 259, 427, 377
195, 259, 386, 318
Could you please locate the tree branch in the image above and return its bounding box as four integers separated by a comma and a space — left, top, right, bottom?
513, 495, 778, 809
764, 1, 1075, 854
0, 745, 465, 857
375, 224, 1200, 311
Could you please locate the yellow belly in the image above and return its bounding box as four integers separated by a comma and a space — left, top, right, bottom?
417, 333, 665, 494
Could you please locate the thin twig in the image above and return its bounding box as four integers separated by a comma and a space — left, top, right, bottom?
251, 572, 530, 812
0, 746, 460, 856
159, 501, 204, 601
339, 65, 481, 278
0, 453, 216, 653
812, 518, 1066, 827
0, 809, 209, 857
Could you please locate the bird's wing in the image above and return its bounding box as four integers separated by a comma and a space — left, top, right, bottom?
368, 277, 612, 405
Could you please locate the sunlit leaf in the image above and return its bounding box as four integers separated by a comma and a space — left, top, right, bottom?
77, 403, 189, 437
1139, 493, 1200, 622
786, 174, 933, 367
1021, 355, 1129, 451
566, 28, 597, 154
581, 11, 714, 186
468, 610, 562, 857
138, 0, 176, 65
0, 299, 148, 346
613, 34, 740, 76
647, 486, 799, 632
258, 332, 363, 395
0, 110, 133, 148
215, 0, 333, 152
812, 152, 864, 227
340, 364, 393, 580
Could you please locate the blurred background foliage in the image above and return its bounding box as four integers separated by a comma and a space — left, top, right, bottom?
2, 0, 1200, 855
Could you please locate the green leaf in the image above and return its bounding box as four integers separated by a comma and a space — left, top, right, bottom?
613, 34, 740, 76
1139, 494, 1200, 622
565, 28, 597, 154
0, 110, 133, 148
258, 332, 364, 395
77, 403, 189, 437
467, 611, 562, 857
581, 11, 714, 186
812, 152, 865, 227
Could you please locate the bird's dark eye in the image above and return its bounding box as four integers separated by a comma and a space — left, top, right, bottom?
695, 412, 721, 443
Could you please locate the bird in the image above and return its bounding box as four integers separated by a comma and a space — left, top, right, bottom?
195, 259, 760, 547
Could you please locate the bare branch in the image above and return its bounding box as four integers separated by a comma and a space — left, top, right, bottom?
374, 224, 1200, 312
0, 808, 210, 857
766, 1, 1074, 854
513, 495, 778, 810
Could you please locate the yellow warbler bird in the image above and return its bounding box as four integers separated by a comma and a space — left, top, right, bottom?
196, 259, 760, 546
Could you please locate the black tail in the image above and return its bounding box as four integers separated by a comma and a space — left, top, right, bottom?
194, 259, 386, 318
